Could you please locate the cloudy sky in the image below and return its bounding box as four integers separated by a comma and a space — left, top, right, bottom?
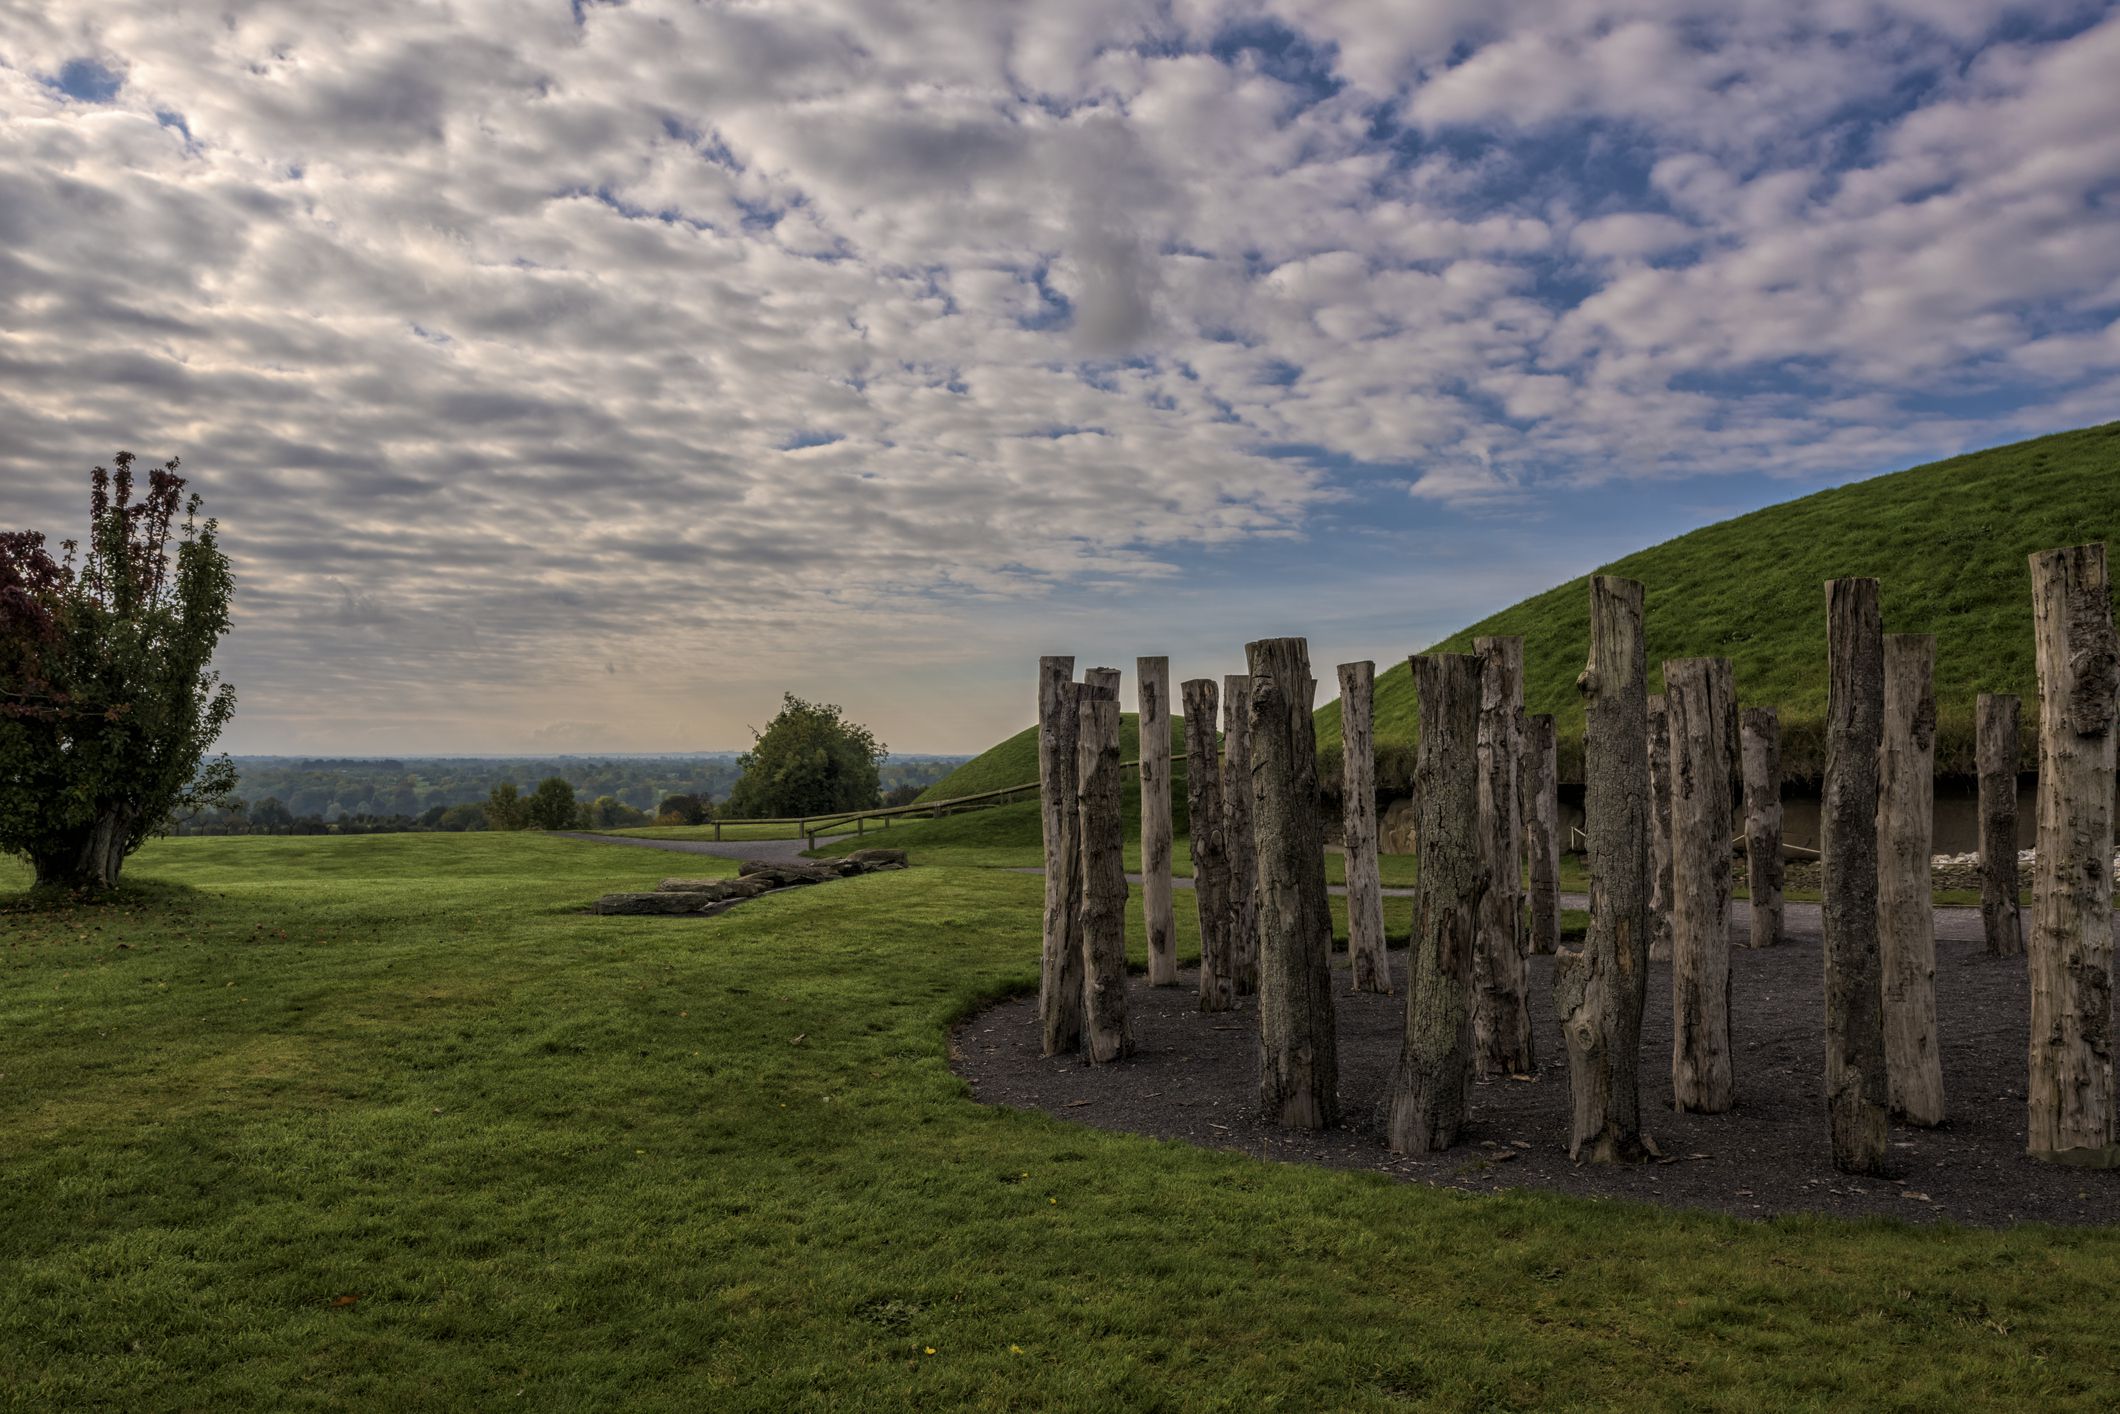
3, 2, 2117, 756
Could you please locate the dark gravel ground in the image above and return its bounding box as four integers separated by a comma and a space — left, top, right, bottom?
953, 920, 2120, 1228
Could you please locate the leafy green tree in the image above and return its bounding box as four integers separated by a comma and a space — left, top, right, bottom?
658, 792, 710, 825
724, 693, 885, 819
251, 796, 293, 832
484, 781, 529, 831
527, 776, 580, 831
1, 452, 236, 889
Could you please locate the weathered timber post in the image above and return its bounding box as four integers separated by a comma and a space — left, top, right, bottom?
1665, 656, 1735, 1114
2026, 544, 2119, 1164
1474, 636, 1535, 1077
1555, 575, 1652, 1162
1525, 713, 1561, 957
1647, 695, 1675, 964
1823, 578, 1889, 1174
1222, 674, 1261, 996
1038, 656, 1084, 1055
1977, 693, 2025, 958
1183, 678, 1234, 1012
1078, 673, 1133, 1064
1388, 653, 1484, 1152
1338, 660, 1391, 993
1137, 656, 1178, 987
1740, 707, 1784, 949
1246, 637, 1340, 1128
1880, 634, 1945, 1127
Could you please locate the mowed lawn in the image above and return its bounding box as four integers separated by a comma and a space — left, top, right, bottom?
4, 835, 2116, 1410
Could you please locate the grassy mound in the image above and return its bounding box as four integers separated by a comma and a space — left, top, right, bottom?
919, 711, 1187, 802
1313, 420, 2120, 779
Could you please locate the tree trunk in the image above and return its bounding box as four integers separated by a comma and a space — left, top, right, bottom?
1647, 694, 1675, 964
1077, 674, 1133, 1064
2026, 544, 2119, 1164
1554, 575, 1651, 1162
1823, 577, 1889, 1174
1977, 693, 2025, 958
1246, 637, 1339, 1129
1183, 678, 1234, 1012
1223, 674, 1261, 997
1137, 656, 1178, 987
1740, 707, 1784, 950
1524, 713, 1561, 957
1037, 656, 1084, 1055
30, 809, 132, 891
1879, 634, 1946, 1127
1665, 656, 1735, 1114
1338, 660, 1391, 993
1388, 653, 1483, 1153
1474, 636, 1534, 1078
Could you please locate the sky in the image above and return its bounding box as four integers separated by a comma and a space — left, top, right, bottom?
3, 1, 2118, 757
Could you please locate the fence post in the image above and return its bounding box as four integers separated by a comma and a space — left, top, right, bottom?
1823, 576, 1889, 1175
1665, 656, 1735, 1115
1338, 660, 1390, 993
1038, 656, 1085, 1056
1976, 693, 2024, 958
1138, 655, 1178, 987
1474, 635, 1534, 1077
1078, 673, 1134, 1064
1741, 707, 1784, 949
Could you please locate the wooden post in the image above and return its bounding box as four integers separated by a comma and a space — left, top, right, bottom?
1524, 713, 1561, 957
1879, 634, 1945, 1127
1823, 577, 1889, 1174
1137, 656, 1178, 987
1338, 661, 1391, 993
1222, 674, 1261, 997
1183, 678, 1234, 1012
2027, 544, 2119, 1164
1246, 637, 1339, 1129
1665, 656, 1735, 1114
1387, 653, 1483, 1153
1077, 673, 1133, 1064
1037, 656, 1084, 1055
1554, 575, 1651, 1162
1647, 694, 1675, 964
1977, 693, 2025, 958
1740, 707, 1784, 949
1474, 636, 1534, 1077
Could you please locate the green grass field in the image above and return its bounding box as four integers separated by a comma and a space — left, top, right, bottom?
5, 833, 2111, 1409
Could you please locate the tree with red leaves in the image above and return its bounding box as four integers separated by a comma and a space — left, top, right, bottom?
2, 452, 236, 890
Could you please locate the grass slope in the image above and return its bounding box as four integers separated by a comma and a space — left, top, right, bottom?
4, 835, 2115, 1408
919, 712, 1186, 802
1315, 421, 2120, 778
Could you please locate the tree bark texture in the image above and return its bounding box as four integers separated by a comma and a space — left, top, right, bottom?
1554, 575, 1651, 1162
1879, 634, 1945, 1127
1647, 695, 1675, 964
1246, 637, 1340, 1129
30, 808, 133, 891
1525, 713, 1562, 958
1977, 693, 2025, 959
1077, 675, 1133, 1064
1137, 656, 1178, 987
1338, 660, 1391, 993
1222, 674, 1261, 996
1183, 678, 1234, 1012
1388, 653, 1483, 1153
1740, 707, 1784, 950
1665, 656, 1735, 1115
1823, 578, 1889, 1174
1037, 656, 1084, 1055
2026, 544, 2119, 1164
1474, 636, 1535, 1077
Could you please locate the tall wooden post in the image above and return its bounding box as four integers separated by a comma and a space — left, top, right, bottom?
1339, 661, 1391, 993
1183, 678, 1234, 1012
2027, 544, 2118, 1164
1977, 693, 2025, 958
1740, 707, 1784, 949
1474, 636, 1535, 1077
1078, 672, 1133, 1064
1388, 653, 1483, 1153
1554, 575, 1651, 1162
1823, 578, 1889, 1174
1037, 656, 1084, 1055
1247, 637, 1339, 1129
1647, 695, 1675, 964
1525, 712, 1561, 957
1665, 657, 1735, 1114
1222, 674, 1260, 996
1879, 634, 1945, 1126
1137, 656, 1178, 987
